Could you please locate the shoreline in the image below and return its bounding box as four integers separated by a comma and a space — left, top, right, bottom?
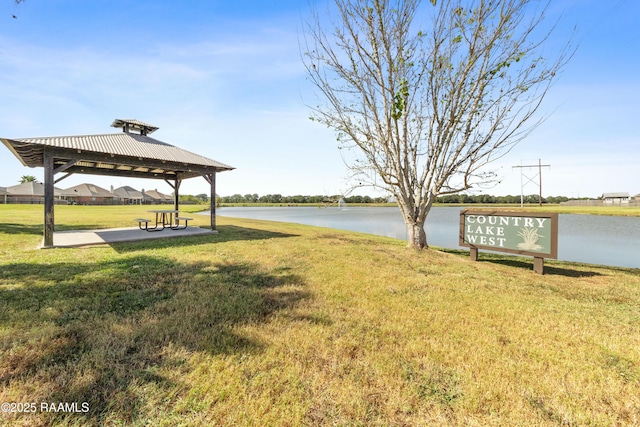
213, 203, 640, 217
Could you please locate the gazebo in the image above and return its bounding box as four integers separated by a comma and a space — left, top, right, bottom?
1, 119, 234, 247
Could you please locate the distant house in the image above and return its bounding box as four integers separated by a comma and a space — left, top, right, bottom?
143, 189, 173, 204
65, 183, 115, 205
5, 181, 70, 204
0, 186, 7, 204
112, 186, 144, 204
602, 192, 630, 204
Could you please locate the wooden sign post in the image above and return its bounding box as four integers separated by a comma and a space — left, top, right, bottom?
459, 210, 558, 274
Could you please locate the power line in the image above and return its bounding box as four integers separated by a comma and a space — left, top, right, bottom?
512, 159, 551, 207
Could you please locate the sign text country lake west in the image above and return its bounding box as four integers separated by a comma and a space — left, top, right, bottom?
463, 215, 550, 248
459, 210, 558, 261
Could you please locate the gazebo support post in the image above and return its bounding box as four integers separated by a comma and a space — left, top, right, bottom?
211, 172, 216, 230
203, 172, 217, 230
165, 177, 182, 215
43, 148, 55, 248
173, 178, 181, 212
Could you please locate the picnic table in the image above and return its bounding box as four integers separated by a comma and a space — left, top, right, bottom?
136, 209, 192, 231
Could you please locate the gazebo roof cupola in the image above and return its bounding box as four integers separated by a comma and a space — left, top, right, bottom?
111, 118, 159, 136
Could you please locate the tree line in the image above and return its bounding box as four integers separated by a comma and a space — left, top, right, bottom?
215, 194, 389, 204
436, 194, 570, 204
212, 193, 572, 205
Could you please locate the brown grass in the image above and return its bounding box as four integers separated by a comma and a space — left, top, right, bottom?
0, 205, 639, 426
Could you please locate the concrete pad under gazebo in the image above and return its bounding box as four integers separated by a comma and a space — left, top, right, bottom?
52, 225, 216, 248
1, 119, 234, 248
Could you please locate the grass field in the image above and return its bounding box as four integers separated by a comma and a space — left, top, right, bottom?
1, 205, 639, 426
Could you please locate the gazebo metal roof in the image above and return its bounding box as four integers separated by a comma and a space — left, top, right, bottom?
1, 119, 234, 247
1, 132, 233, 181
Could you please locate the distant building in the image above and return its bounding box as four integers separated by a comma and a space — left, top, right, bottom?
112, 186, 144, 204
0, 181, 179, 205
143, 188, 173, 204
602, 192, 630, 204
65, 183, 115, 205
4, 181, 70, 204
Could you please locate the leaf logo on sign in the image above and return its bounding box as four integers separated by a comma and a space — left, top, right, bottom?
516, 227, 543, 251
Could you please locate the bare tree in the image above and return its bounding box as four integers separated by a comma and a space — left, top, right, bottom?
303, 0, 573, 249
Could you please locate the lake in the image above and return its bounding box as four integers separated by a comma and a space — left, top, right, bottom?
211, 206, 640, 269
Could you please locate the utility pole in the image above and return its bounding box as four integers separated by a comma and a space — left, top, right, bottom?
512, 159, 551, 207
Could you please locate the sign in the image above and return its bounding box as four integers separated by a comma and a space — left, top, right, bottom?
459, 210, 558, 272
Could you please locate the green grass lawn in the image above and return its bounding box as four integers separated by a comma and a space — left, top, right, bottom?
1, 205, 639, 426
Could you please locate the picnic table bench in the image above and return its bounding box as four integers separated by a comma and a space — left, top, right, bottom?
136, 218, 152, 231
171, 216, 193, 230
135, 210, 192, 232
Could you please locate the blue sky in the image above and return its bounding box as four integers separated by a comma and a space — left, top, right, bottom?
0, 0, 637, 199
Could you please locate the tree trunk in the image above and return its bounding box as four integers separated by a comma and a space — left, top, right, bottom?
406, 221, 428, 250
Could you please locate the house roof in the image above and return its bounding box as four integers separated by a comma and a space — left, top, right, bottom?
112, 186, 144, 200
1, 122, 234, 181
65, 183, 113, 198
0, 186, 7, 195
6, 181, 68, 196
602, 192, 630, 198
144, 189, 172, 201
